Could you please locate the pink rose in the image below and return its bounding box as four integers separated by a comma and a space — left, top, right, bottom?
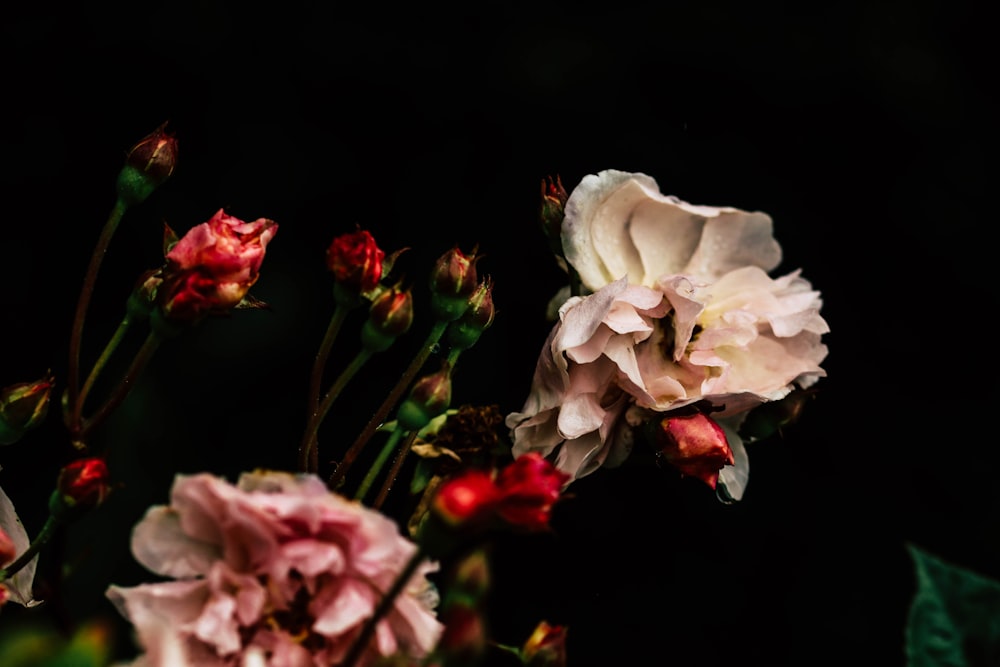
508, 170, 828, 497
107, 471, 442, 667
158, 209, 277, 323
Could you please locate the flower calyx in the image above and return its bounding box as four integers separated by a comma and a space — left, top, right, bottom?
446, 277, 495, 352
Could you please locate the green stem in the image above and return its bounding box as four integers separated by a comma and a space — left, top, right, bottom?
329, 320, 448, 489
76, 315, 132, 424
372, 430, 417, 510
78, 331, 162, 444
66, 198, 129, 438
354, 427, 406, 503
298, 347, 373, 474
340, 546, 428, 667
0, 515, 61, 583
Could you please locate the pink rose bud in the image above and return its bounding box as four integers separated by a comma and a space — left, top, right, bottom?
397, 366, 453, 432
116, 123, 179, 205
429, 246, 479, 322
361, 285, 414, 352
153, 209, 277, 328
55, 457, 111, 511
326, 229, 385, 299
522, 620, 568, 667
494, 453, 568, 531
655, 413, 735, 490
446, 277, 495, 352
431, 471, 500, 528
0, 372, 55, 446
0, 527, 15, 566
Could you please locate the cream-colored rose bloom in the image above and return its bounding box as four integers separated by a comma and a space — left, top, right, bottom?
508, 170, 829, 497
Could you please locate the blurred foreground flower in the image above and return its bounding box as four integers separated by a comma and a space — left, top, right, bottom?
508, 169, 828, 498
107, 470, 442, 667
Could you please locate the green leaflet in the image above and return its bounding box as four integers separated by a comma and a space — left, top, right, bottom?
906, 543, 1000, 667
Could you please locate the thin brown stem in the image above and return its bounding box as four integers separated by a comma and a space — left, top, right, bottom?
372, 430, 417, 510
66, 198, 129, 438
78, 331, 161, 444
328, 320, 448, 490
298, 348, 373, 474
340, 547, 428, 667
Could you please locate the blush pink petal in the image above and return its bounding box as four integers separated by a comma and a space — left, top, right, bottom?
130, 506, 220, 578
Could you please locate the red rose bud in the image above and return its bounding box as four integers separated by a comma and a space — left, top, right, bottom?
396, 366, 453, 432
431, 471, 500, 528
429, 246, 479, 322
0, 372, 55, 445
522, 621, 568, 667
446, 277, 495, 352
55, 457, 110, 512
494, 453, 568, 531
116, 123, 179, 205
656, 412, 735, 490
326, 229, 385, 300
153, 209, 277, 329
539, 175, 568, 249
361, 285, 414, 352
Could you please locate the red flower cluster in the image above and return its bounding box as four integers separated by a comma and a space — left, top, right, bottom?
432, 453, 569, 532
156, 209, 277, 324
326, 229, 384, 295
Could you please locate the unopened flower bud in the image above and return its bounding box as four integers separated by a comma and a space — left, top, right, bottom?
326, 229, 385, 302
522, 621, 568, 667
116, 123, 179, 205
494, 453, 568, 531
446, 278, 495, 352
397, 366, 453, 432
361, 286, 414, 352
429, 246, 479, 322
539, 175, 568, 252
655, 412, 735, 490
53, 457, 110, 514
430, 471, 500, 529
126, 269, 164, 322
0, 372, 55, 445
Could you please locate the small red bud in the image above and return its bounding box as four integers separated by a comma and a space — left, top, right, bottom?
0, 372, 55, 446
429, 246, 479, 321
397, 366, 453, 431
656, 413, 734, 489
446, 278, 495, 351
431, 471, 500, 528
56, 457, 111, 511
361, 286, 414, 352
539, 175, 568, 240
116, 123, 179, 205
494, 453, 568, 531
326, 229, 386, 298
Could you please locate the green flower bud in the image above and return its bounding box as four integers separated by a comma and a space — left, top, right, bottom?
115, 123, 178, 205
0, 373, 55, 445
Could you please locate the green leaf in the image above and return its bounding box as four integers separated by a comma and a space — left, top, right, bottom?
905, 543, 1000, 667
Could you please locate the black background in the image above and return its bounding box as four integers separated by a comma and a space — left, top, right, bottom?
0, 2, 996, 666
